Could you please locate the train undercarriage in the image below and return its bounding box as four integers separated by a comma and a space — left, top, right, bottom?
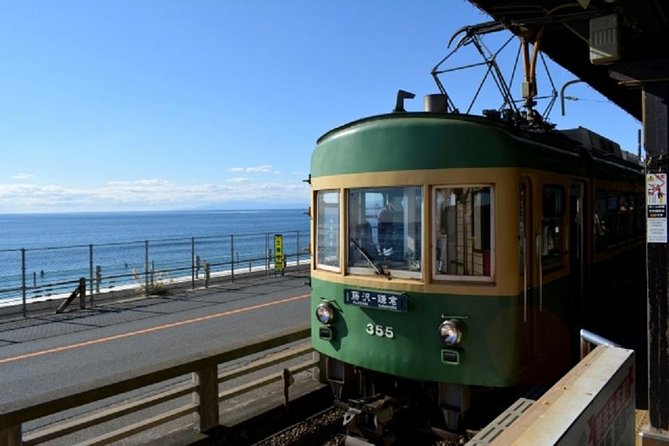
324, 357, 511, 445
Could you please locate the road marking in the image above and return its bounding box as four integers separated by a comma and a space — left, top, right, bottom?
0, 293, 309, 365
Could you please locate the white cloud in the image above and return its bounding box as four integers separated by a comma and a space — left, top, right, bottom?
228, 165, 273, 173
0, 178, 309, 213
106, 179, 168, 186
247, 165, 272, 173
11, 173, 35, 180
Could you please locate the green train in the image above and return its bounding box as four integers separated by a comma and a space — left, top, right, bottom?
309, 96, 644, 438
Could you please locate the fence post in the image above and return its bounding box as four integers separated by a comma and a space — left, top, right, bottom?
21, 248, 26, 317
79, 277, 86, 310
191, 237, 196, 290
95, 266, 101, 293
192, 366, 219, 432
0, 424, 21, 446
144, 240, 149, 296
204, 262, 210, 288
230, 235, 235, 283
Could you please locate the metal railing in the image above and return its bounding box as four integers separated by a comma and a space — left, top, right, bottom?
580, 328, 620, 359
0, 324, 315, 446
0, 230, 310, 317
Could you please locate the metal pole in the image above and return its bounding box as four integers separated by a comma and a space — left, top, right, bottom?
191, 237, 195, 290
89, 244, 94, 307
144, 240, 149, 296
230, 234, 235, 283
559, 79, 583, 116
21, 248, 26, 317
265, 232, 269, 276
296, 230, 300, 267
579, 329, 619, 359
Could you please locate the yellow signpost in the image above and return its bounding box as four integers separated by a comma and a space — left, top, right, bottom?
274, 234, 284, 275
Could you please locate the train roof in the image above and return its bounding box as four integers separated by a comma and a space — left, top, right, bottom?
313, 112, 642, 180
559, 126, 641, 165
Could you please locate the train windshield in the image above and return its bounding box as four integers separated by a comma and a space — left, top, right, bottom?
348, 187, 422, 278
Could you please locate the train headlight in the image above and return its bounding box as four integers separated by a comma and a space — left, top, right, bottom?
316, 302, 335, 325
438, 320, 462, 346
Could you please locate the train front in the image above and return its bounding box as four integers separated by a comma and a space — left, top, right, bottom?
309, 109, 528, 433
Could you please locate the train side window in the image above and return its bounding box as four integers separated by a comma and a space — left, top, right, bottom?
542, 185, 565, 271
595, 189, 609, 252
607, 194, 620, 246
619, 194, 630, 239
434, 185, 493, 280
595, 189, 644, 251
316, 190, 340, 271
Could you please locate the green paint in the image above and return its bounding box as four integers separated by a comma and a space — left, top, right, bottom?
311, 277, 522, 387
311, 113, 639, 180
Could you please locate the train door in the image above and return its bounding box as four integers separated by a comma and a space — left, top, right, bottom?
569, 180, 586, 328
519, 176, 540, 367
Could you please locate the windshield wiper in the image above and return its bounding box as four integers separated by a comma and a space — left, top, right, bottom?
350, 238, 391, 280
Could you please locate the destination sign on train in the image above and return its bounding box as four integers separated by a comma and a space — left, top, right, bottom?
344, 289, 408, 312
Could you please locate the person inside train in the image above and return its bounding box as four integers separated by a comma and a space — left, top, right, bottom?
377, 192, 404, 260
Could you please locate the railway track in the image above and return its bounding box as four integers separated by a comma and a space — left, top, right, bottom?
254, 406, 346, 446
251, 403, 476, 446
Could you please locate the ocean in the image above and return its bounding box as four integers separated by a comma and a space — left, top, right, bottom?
0, 210, 311, 304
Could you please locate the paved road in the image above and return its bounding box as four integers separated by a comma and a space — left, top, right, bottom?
0, 272, 311, 408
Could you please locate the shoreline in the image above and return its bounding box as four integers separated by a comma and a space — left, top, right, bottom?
0, 261, 310, 319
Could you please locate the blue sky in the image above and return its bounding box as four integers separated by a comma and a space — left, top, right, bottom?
0, 1, 641, 213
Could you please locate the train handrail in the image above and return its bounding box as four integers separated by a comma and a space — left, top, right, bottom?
0, 324, 314, 446
579, 328, 620, 359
